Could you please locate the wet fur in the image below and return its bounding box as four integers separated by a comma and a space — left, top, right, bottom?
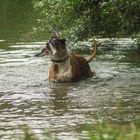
35, 32, 98, 82
49, 52, 94, 82
42, 36, 99, 82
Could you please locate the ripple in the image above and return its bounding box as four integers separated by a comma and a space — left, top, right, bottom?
0, 41, 140, 140
0, 40, 5, 42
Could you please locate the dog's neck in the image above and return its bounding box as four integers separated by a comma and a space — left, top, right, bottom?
52, 49, 71, 65
53, 56, 70, 68
51, 55, 69, 64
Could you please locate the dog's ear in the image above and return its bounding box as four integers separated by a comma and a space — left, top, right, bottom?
52, 31, 61, 38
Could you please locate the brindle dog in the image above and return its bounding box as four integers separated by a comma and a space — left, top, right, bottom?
35, 33, 100, 82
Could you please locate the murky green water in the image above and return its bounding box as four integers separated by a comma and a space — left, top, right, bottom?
0, 1, 140, 140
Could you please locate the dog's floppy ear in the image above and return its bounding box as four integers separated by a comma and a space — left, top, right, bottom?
52, 31, 61, 38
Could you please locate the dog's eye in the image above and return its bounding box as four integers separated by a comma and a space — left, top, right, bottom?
51, 41, 59, 48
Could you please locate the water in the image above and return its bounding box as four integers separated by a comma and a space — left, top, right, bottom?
0, 40, 140, 140
0, 1, 140, 140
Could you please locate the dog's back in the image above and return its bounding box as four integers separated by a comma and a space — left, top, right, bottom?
69, 54, 93, 81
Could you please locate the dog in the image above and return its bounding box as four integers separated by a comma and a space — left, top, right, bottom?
36, 33, 99, 82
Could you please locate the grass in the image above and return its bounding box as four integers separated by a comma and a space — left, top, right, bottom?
85, 121, 140, 140
12, 121, 140, 140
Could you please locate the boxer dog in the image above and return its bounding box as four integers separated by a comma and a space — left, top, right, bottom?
36, 33, 99, 82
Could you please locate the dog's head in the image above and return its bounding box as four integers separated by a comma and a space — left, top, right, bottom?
46, 36, 68, 63
35, 32, 69, 63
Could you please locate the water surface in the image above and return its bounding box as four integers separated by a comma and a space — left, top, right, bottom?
0, 40, 140, 140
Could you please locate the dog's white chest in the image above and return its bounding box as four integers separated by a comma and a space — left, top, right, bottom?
56, 58, 72, 82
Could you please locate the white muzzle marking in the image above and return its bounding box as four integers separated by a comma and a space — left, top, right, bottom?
49, 43, 57, 55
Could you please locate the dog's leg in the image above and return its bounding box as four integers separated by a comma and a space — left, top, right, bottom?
49, 64, 58, 81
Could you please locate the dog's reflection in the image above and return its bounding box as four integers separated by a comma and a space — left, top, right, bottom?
47, 83, 74, 115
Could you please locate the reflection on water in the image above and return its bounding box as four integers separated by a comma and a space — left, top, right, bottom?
0, 40, 140, 140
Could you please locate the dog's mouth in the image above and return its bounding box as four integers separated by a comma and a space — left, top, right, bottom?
34, 47, 48, 57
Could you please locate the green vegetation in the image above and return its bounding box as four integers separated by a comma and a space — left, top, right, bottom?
86, 121, 140, 140
32, 0, 140, 40
12, 121, 140, 140
0, 0, 36, 41
0, 0, 139, 41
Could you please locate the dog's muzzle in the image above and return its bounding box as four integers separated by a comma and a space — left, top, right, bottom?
34, 47, 48, 57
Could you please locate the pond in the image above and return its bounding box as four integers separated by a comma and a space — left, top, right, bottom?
0, 1, 140, 140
